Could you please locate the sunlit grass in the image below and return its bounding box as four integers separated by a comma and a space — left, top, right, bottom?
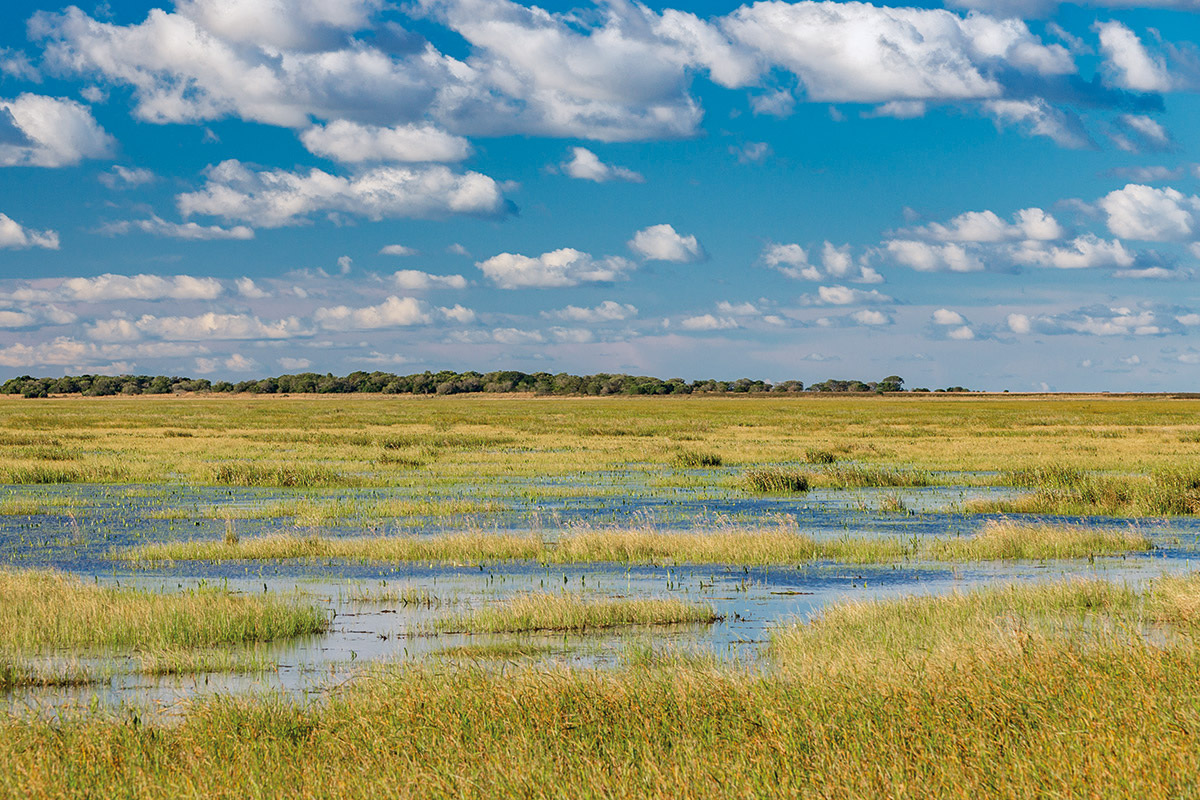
970, 465, 1200, 516
126, 518, 1150, 567
8, 577, 1200, 797
0, 569, 328, 651
432, 592, 719, 634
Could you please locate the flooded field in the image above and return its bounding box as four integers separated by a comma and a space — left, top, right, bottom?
7, 395, 1200, 797
5, 468, 1200, 716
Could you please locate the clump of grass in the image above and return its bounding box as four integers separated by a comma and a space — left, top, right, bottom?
127, 532, 545, 566
0, 659, 98, 690
436, 642, 556, 660
1, 464, 126, 484
136, 648, 276, 676
804, 448, 838, 464
820, 464, 932, 488
973, 466, 1200, 516
223, 517, 239, 546
1003, 463, 1086, 489
671, 450, 723, 468
433, 593, 719, 634
742, 467, 809, 493
877, 493, 907, 514
0, 569, 327, 651
211, 463, 350, 488
930, 519, 1152, 561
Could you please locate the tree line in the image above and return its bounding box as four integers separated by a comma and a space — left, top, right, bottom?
0, 371, 967, 398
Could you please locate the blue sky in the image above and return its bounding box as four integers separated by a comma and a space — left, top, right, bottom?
1, 0, 1199, 390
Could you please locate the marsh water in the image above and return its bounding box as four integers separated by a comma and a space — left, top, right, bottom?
5, 470, 1200, 716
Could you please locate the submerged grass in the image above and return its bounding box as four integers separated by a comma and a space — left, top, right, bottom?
432, 592, 719, 634
0, 569, 328, 651
125, 518, 1151, 567
9, 577, 1200, 797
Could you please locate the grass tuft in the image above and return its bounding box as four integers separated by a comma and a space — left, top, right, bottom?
742, 467, 809, 493
433, 592, 719, 634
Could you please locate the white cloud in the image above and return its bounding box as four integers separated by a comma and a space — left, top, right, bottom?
983, 98, 1089, 149
680, 314, 737, 331
100, 215, 255, 240
850, 309, 890, 326
1099, 184, 1200, 241
63, 273, 223, 302
947, 325, 975, 340
392, 270, 468, 290
547, 300, 638, 322
1095, 21, 1172, 93
908, 207, 1062, 242
885, 240, 985, 272
716, 301, 759, 316
1007, 313, 1032, 334
439, 304, 476, 323
224, 353, 257, 371
730, 141, 771, 163
810, 285, 892, 306
1010, 234, 1136, 269
236, 277, 268, 298
478, 248, 635, 288
380, 244, 417, 256
865, 100, 927, 119
92, 312, 308, 341
177, 160, 506, 227
491, 327, 544, 345
99, 165, 156, 189
628, 224, 704, 262
549, 327, 594, 343
931, 309, 966, 326
0, 94, 114, 167
446, 243, 470, 256
279, 357, 312, 370
174, 0, 382, 51
723, 3, 1072, 103
300, 120, 470, 163
1115, 114, 1172, 151
561, 147, 643, 183
314, 295, 432, 330
0, 310, 37, 328
0, 213, 58, 249
0, 337, 206, 368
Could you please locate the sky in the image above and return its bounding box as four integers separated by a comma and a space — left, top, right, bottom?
0, 0, 1199, 390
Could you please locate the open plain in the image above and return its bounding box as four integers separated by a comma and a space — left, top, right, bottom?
4, 393, 1200, 797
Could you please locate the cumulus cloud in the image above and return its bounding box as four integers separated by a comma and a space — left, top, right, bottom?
1096, 21, 1172, 93
236, 277, 268, 298
983, 98, 1090, 149
99, 165, 156, 189
906, 207, 1062, 242
478, 248, 635, 288
680, 314, 738, 331
0, 94, 114, 167
806, 285, 892, 306
546, 300, 638, 322
1010, 234, 1135, 269
62, 273, 223, 302
0, 337, 208, 368
392, 270, 468, 290
1099, 184, 1200, 241
885, 240, 985, 272
1114, 114, 1172, 152
439, 304, 476, 323
300, 120, 470, 163
279, 357, 312, 370
88, 312, 307, 341
850, 309, 890, 326
1006, 304, 1181, 337
0, 213, 59, 249
100, 215, 255, 240
379, 244, 417, 256
177, 160, 507, 227
561, 147, 643, 183
314, 295, 432, 330
628, 224, 704, 262
931, 309, 967, 326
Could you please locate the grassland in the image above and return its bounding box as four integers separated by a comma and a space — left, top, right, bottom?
126, 519, 1152, 567
0, 393, 1195, 491
6, 576, 1200, 798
